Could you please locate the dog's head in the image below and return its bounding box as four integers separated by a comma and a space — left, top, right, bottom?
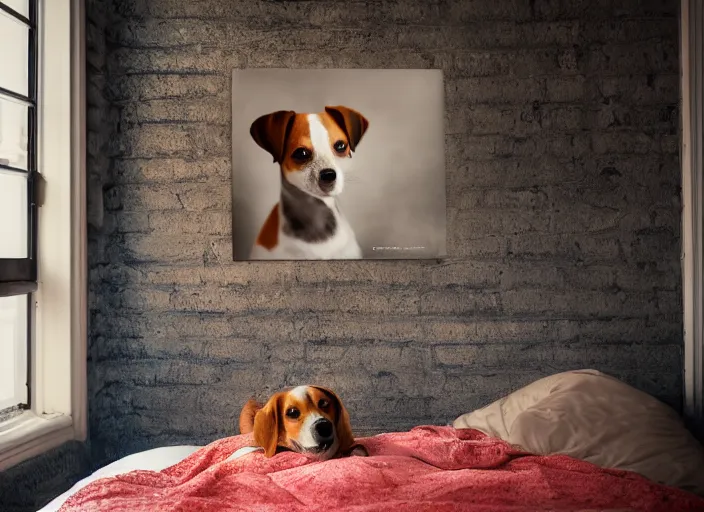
245, 385, 366, 460
249, 106, 369, 198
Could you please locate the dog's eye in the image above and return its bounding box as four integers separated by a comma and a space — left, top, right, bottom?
285, 407, 300, 419
291, 148, 311, 162
318, 399, 330, 408
333, 141, 347, 153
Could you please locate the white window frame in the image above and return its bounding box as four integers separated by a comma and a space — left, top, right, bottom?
0, 0, 87, 470
682, 0, 703, 439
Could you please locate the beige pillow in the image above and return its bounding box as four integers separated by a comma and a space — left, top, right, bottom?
453, 369, 704, 495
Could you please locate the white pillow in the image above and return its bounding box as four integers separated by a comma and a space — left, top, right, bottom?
453, 369, 704, 495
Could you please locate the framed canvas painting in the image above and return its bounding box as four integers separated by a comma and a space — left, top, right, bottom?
231, 69, 446, 260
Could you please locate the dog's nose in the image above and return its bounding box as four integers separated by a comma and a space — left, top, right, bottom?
313, 418, 334, 441
319, 169, 337, 183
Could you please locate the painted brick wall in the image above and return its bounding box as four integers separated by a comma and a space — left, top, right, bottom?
0, 442, 90, 512
88, 0, 682, 464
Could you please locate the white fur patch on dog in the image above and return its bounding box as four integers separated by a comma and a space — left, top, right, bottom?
298, 412, 324, 450
290, 385, 309, 401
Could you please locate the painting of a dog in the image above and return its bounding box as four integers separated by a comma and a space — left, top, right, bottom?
249, 106, 367, 260
232, 69, 446, 261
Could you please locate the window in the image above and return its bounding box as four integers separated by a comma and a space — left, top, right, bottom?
0, 0, 86, 470
0, 0, 38, 419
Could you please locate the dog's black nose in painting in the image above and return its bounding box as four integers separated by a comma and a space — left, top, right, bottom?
313, 418, 334, 441
319, 169, 337, 183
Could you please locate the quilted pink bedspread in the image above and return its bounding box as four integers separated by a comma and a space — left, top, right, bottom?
60, 426, 704, 511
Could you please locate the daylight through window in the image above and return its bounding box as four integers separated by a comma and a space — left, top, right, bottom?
0, 0, 38, 417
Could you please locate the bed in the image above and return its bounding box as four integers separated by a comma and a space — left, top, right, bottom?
41, 370, 704, 512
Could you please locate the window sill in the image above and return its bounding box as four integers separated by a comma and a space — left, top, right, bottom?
0, 411, 74, 471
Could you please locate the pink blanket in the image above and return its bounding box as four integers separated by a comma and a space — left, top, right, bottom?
60, 426, 704, 511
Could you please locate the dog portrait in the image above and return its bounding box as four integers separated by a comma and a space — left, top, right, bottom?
231, 69, 446, 260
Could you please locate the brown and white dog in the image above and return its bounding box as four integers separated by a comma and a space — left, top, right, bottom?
249, 106, 369, 260
236, 385, 368, 461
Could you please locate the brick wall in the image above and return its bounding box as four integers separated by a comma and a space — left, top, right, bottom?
89, 0, 682, 465
86, 0, 118, 231
0, 442, 90, 512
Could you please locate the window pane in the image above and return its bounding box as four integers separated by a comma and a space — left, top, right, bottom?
0, 98, 29, 170
0, 294, 28, 410
0, 172, 28, 258
0, 11, 29, 96
1, 1, 29, 18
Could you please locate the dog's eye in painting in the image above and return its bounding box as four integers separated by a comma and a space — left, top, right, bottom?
318, 399, 330, 409
286, 407, 301, 419
291, 147, 311, 163
333, 140, 347, 153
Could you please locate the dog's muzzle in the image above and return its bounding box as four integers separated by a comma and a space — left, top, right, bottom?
312, 418, 335, 450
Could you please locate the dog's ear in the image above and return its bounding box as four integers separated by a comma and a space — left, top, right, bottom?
312, 386, 356, 453
250, 110, 296, 164
238, 398, 262, 435
325, 106, 369, 152
252, 393, 283, 457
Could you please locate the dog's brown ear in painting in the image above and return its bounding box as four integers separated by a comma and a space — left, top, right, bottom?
325, 106, 369, 152
249, 110, 297, 164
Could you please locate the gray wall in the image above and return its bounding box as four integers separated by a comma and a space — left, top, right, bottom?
87, 0, 682, 466
0, 442, 90, 512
